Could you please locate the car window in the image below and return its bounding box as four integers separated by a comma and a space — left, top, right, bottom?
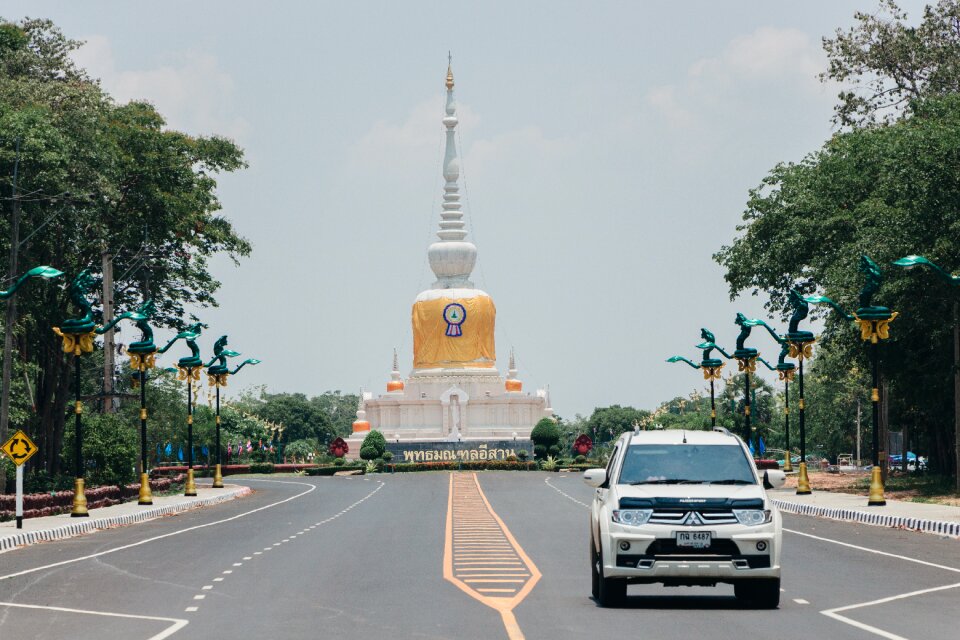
617, 444, 756, 485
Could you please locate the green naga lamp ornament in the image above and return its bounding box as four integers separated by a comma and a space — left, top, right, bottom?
0, 265, 63, 298
667, 328, 732, 427
170, 322, 208, 497
53, 270, 147, 517
125, 299, 159, 506
205, 335, 239, 489
806, 256, 895, 506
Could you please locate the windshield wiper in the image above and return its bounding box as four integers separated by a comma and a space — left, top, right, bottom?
630, 479, 705, 485
708, 479, 753, 485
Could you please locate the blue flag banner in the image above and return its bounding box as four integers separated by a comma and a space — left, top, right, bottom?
749, 441, 755, 457
759, 436, 766, 455
156, 444, 162, 459
165, 442, 172, 456
177, 446, 184, 462
202, 445, 209, 456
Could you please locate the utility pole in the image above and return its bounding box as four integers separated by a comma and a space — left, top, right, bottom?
1, 138, 22, 494
856, 396, 862, 467
101, 247, 115, 413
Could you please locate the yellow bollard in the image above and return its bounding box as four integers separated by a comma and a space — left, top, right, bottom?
867, 465, 886, 506
783, 449, 793, 473
138, 472, 153, 505
71, 477, 89, 517
185, 468, 197, 496
212, 463, 224, 488
796, 462, 811, 495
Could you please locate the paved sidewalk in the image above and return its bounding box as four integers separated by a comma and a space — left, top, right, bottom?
769, 487, 960, 538
0, 483, 252, 553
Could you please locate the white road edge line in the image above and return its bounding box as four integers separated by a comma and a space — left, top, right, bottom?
543, 477, 590, 509
0, 479, 316, 582
820, 582, 960, 640
783, 528, 960, 574
0, 601, 188, 640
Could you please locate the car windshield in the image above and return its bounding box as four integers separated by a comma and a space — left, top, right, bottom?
617, 443, 756, 485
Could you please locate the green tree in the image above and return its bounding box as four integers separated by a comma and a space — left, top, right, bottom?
530, 418, 560, 460
823, 0, 960, 126
0, 18, 250, 480
715, 95, 960, 474
585, 405, 650, 444
360, 430, 386, 460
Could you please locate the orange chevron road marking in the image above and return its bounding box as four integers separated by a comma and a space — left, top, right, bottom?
443, 473, 541, 640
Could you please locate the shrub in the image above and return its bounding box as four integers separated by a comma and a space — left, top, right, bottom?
382, 451, 393, 462
540, 455, 558, 471
306, 465, 365, 476
359, 445, 378, 461
505, 454, 518, 462
360, 430, 387, 458
249, 462, 275, 474
517, 450, 530, 461
61, 413, 139, 487
333, 457, 346, 466
575, 454, 587, 464
530, 418, 560, 460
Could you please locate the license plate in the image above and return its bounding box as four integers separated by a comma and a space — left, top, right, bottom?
676, 531, 711, 548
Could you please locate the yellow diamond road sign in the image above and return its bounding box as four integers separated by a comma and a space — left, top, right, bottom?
1, 430, 38, 467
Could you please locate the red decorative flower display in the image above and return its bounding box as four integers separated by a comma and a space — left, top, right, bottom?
328, 437, 349, 458
573, 434, 593, 456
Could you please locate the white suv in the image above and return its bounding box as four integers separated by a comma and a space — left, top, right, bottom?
584, 427, 785, 608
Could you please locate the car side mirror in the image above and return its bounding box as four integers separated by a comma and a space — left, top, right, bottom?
583, 468, 607, 488
763, 469, 786, 490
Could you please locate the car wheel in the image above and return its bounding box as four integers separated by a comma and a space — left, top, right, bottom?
734, 578, 780, 609
590, 537, 600, 599
596, 546, 626, 607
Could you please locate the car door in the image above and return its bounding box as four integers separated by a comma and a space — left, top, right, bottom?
592, 442, 621, 547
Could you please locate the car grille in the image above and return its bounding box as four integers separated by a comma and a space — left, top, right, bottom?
647, 509, 739, 526
645, 538, 742, 556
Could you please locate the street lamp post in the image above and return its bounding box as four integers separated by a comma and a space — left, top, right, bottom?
733, 314, 762, 451
757, 352, 794, 467
172, 322, 208, 497
126, 299, 159, 505
806, 256, 896, 506
783, 288, 816, 494
892, 255, 960, 492
53, 270, 143, 516
207, 348, 260, 487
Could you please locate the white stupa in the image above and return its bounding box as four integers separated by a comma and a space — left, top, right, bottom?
347, 60, 551, 449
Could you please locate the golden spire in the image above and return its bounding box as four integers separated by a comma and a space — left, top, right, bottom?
446, 51, 454, 90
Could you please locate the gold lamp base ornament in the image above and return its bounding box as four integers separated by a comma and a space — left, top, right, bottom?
185, 468, 198, 496
867, 465, 887, 506
796, 462, 812, 495
783, 449, 793, 473
71, 477, 89, 517
212, 463, 224, 488
138, 472, 154, 505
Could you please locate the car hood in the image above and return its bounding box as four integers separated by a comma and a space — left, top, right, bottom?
614, 483, 766, 505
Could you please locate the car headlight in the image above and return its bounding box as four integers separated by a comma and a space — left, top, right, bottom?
612, 509, 653, 526
733, 509, 772, 526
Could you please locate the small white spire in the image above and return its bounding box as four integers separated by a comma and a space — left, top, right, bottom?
356, 388, 366, 419
391, 348, 402, 382
507, 347, 517, 379
427, 55, 477, 289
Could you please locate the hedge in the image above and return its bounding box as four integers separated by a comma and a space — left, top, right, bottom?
152, 464, 317, 477
0, 474, 185, 521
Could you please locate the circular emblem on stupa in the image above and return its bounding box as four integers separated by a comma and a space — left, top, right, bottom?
443, 303, 467, 337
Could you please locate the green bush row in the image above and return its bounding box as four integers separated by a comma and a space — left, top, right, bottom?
305, 465, 367, 476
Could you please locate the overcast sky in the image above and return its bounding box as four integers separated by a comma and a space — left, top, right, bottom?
5, 1, 932, 418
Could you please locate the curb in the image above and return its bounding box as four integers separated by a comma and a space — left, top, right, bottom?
0, 485, 252, 553
772, 498, 960, 538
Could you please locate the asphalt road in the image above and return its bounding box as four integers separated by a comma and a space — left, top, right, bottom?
0, 472, 957, 640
